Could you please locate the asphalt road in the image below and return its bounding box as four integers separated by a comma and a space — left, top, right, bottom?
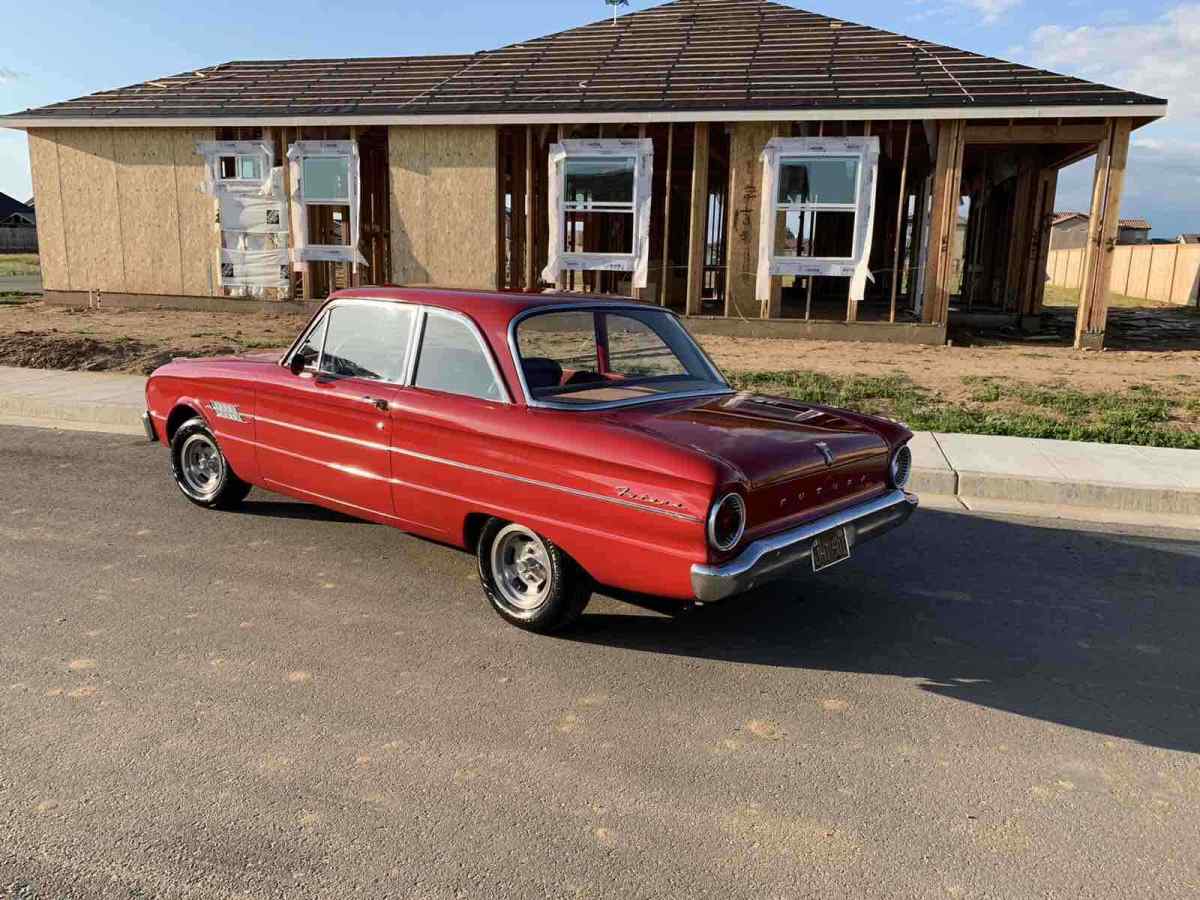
2, 425, 1198, 899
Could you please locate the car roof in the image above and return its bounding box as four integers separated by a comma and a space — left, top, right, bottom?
327, 285, 658, 321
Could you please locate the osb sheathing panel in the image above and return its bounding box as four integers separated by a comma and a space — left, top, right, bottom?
389, 125, 497, 289
724, 123, 777, 318
113, 128, 184, 295
55, 128, 126, 292
172, 128, 217, 296
26, 130, 69, 291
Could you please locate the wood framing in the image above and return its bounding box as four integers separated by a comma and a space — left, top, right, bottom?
659, 123, 674, 307
1021, 166, 1058, 316
1003, 156, 1037, 312
964, 123, 1108, 145
921, 119, 966, 325
685, 123, 710, 316
889, 121, 912, 323
724, 122, 775, 318
523, 126, 535, 290
1075, 117, 1132, 349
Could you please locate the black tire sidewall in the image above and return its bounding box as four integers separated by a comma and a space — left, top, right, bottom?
477, 519, 589, 632
170, 417, 247, 509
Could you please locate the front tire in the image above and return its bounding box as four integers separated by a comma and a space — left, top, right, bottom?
170, 416, 250, 509
477, 519, 591, 633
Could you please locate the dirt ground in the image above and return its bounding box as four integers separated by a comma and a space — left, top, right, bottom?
0, 300, 1197, 404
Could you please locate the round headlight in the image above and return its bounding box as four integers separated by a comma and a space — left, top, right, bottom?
707, 493, 746, 552
890, 444, 912, 489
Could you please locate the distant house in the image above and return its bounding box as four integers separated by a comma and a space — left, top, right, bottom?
1179, 233, 1200, 245
1050, 212, 1152, 250
0, 191, 37, 250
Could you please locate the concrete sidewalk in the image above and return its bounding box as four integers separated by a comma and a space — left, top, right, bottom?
2, 364, 1198, 528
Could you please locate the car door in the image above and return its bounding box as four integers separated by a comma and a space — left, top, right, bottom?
256, 299, 418, 523
387, 307, 516, 537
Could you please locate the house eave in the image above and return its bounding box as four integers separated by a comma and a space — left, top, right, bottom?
0, 102, 1169, 131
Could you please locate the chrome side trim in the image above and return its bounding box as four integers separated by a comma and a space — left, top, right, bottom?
251, 413, 704, 524
141, 411, 157, 443
506, 302, 732, 411
690, 489, 918, 603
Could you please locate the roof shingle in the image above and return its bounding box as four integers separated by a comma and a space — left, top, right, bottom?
3, 0, 1166, 123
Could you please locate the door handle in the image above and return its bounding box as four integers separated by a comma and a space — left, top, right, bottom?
362, 396, 390, 412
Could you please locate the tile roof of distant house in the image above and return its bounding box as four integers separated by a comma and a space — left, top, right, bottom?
1, 0, 1167, 126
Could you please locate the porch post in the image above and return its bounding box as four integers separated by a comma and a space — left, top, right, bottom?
1075, 118, 1131, 349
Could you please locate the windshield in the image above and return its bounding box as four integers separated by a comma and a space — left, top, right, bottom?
513, 307, 730, 407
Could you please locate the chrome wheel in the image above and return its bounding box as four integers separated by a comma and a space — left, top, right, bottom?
490, 524, 553, 613
179, 433, 224, 500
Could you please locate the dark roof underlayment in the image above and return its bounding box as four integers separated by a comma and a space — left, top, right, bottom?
2, 0, 1165, 123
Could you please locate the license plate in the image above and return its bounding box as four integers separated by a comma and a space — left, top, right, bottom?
811, 527, 850, 572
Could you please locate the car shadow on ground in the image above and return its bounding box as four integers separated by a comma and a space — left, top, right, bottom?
237, 498, 363, 524
567, 508, 1200, 754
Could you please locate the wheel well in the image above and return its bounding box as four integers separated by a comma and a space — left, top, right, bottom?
463, 513, 494, 553
165, 404, 202, 444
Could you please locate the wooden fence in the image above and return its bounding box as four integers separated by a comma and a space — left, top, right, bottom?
1047, 243, 1200, 306
0, 226, 38, 252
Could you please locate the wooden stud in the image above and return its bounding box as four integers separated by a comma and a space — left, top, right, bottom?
1075, 118, 1131, 349
964, 123, 1107, 145
921, 119, 966, 325
524, 126, 535, 290
1022, 166, 1058, 316
889, 121, 912, 323
660, 123, 674, 307
685, 123, 711, 316
1003, 157, 1036, 312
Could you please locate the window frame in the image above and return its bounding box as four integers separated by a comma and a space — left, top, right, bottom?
543, 139, 654, 288
282, 298, 511, 402
314, 300, 419, 385
755, 136, 880, 303
298, 153, 353, 206
507, 303, 732, 411
287, 140, 362, 268
410, 307, 512, 404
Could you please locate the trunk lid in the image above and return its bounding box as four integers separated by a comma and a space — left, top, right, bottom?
607, 392, 893, 537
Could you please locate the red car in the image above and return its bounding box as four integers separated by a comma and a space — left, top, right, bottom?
144, 288, 916, 632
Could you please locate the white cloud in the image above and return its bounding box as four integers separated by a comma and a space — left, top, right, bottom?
0, 67, 26, 85
960, 0, 1023, 22
1027, 5, 1200, 120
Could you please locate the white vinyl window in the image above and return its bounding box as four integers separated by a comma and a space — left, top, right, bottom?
219, 154, 264, 183
756, 136, 880, 305
543, 139, 653, 289
287, 140, 362, 270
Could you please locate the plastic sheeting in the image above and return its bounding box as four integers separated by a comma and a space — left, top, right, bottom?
286, 140, 366, 271
755, 136, 880, 305
542, 139, 653, 289
218, 247, 290, 290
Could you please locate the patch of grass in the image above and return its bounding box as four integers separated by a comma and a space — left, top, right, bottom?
732, 369, 1200, 450
0, 254, 40, 277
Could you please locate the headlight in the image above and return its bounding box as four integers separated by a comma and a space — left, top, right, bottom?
890, 444, 912, 489
707, 493, 746, 552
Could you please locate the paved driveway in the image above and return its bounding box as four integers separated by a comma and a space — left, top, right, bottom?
2, 425, 1197, 898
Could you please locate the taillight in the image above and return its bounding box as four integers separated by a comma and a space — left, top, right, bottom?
707, 493, 746, 552
890, 444, 912, 489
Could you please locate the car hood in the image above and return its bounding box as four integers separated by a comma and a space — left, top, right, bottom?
604, 391, 893, 487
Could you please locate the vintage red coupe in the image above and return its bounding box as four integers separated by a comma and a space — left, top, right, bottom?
144, 287, 916, 632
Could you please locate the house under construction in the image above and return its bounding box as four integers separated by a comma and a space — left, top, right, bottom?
0, 0, 1167, 349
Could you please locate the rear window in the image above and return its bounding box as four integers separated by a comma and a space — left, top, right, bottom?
514, 308, 727, 407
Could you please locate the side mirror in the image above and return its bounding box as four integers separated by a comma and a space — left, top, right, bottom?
288, 354, 307, 376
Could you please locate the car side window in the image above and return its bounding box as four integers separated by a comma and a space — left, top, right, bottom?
292, 313, 327, 370
413, 311, 504, 401
319, 303, 415, 382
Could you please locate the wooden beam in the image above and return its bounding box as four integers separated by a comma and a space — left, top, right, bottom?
523, 126, 535, 290
889, 121, 912, 323
660, 123, 674, 307
921, 119, 966, 325
1022, 166, 1058, 316
1075, 118, 1131, 349
964, 123, 1107, 145
685, 123, 711, 316
724, 122, 775, 318
278, 127, 298, 300
1003, 157, 1037, 312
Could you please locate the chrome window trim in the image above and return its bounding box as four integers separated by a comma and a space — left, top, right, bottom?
507, 302, 733, 411
282, 297, 506, 399
314, 297, 419, 386
412, 306, 513, 404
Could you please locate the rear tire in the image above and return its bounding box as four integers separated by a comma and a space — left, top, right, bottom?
170, 416, 250, 510
477, 519, 591, 633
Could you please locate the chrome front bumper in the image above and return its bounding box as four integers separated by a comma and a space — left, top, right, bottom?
690, 489, 918, 603
142, 411, 157, 443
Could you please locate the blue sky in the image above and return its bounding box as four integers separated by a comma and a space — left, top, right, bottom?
1, 0, 1196, 236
